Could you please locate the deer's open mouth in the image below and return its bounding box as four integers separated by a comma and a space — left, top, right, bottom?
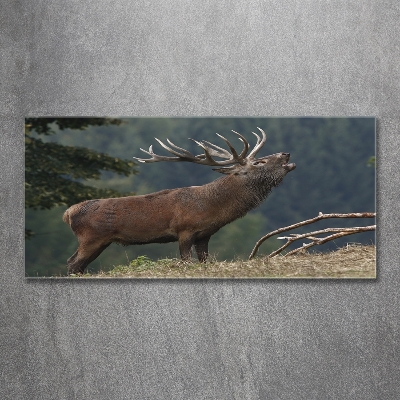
281, 153, 296, 171
283, 162, 296, 171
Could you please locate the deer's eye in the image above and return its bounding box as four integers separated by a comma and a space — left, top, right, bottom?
252, 161, 263, 166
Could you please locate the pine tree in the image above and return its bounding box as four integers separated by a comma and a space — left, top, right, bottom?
25, 118, 137, 238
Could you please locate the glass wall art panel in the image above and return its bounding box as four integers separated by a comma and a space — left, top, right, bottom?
25, 117, 376, 278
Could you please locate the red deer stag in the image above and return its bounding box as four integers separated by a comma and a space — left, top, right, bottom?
63, 128, 296, 274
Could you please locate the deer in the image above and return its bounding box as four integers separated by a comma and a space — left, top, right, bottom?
63, 128, 296, 274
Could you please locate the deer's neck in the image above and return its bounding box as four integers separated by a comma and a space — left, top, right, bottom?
205, 174, 272, 218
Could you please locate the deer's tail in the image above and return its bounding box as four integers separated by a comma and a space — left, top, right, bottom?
62, 208, 71, 225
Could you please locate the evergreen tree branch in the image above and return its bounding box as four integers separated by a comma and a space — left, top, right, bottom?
25, 118, 137, 238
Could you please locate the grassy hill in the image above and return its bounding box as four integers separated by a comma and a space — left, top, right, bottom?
60, 244, 375, 279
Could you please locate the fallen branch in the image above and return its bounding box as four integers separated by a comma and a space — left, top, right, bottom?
271, 225, 375, 257
249, 212, 376, 259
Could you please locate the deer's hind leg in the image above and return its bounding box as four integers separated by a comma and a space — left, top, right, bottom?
67, 239, 110, 275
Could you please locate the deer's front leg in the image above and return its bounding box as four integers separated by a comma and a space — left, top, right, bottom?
178, 232, 195, 261
194, 236, 210, 263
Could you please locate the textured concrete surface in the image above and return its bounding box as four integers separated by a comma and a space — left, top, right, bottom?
2, 1, 399, 399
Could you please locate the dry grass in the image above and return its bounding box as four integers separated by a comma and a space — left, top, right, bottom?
76, 244, 376, 279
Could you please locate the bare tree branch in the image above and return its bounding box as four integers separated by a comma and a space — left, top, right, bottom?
270, 225, 375, 257
249, 212, 376, 259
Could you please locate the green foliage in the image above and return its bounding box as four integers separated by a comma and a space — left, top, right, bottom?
112, 256, 156, 274
25, 118, 137, 238
104, 256, 184, 277
367, 156, 376, 167
25, 117, 122, 135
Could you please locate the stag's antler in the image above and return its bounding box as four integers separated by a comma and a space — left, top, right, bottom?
247, 128, 267, 160
134, 127, 267, 166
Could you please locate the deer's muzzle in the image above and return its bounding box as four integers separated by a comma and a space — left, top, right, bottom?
283, 162, 296, 171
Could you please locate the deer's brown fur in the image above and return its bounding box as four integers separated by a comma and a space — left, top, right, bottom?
63, 129, 296, 274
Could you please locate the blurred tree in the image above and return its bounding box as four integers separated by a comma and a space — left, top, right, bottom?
25, 118, 137, 238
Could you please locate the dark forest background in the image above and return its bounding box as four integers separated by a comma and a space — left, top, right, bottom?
25, 117, 375, 276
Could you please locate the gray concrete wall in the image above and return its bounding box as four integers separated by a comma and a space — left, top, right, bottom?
2, 1, 399, 399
